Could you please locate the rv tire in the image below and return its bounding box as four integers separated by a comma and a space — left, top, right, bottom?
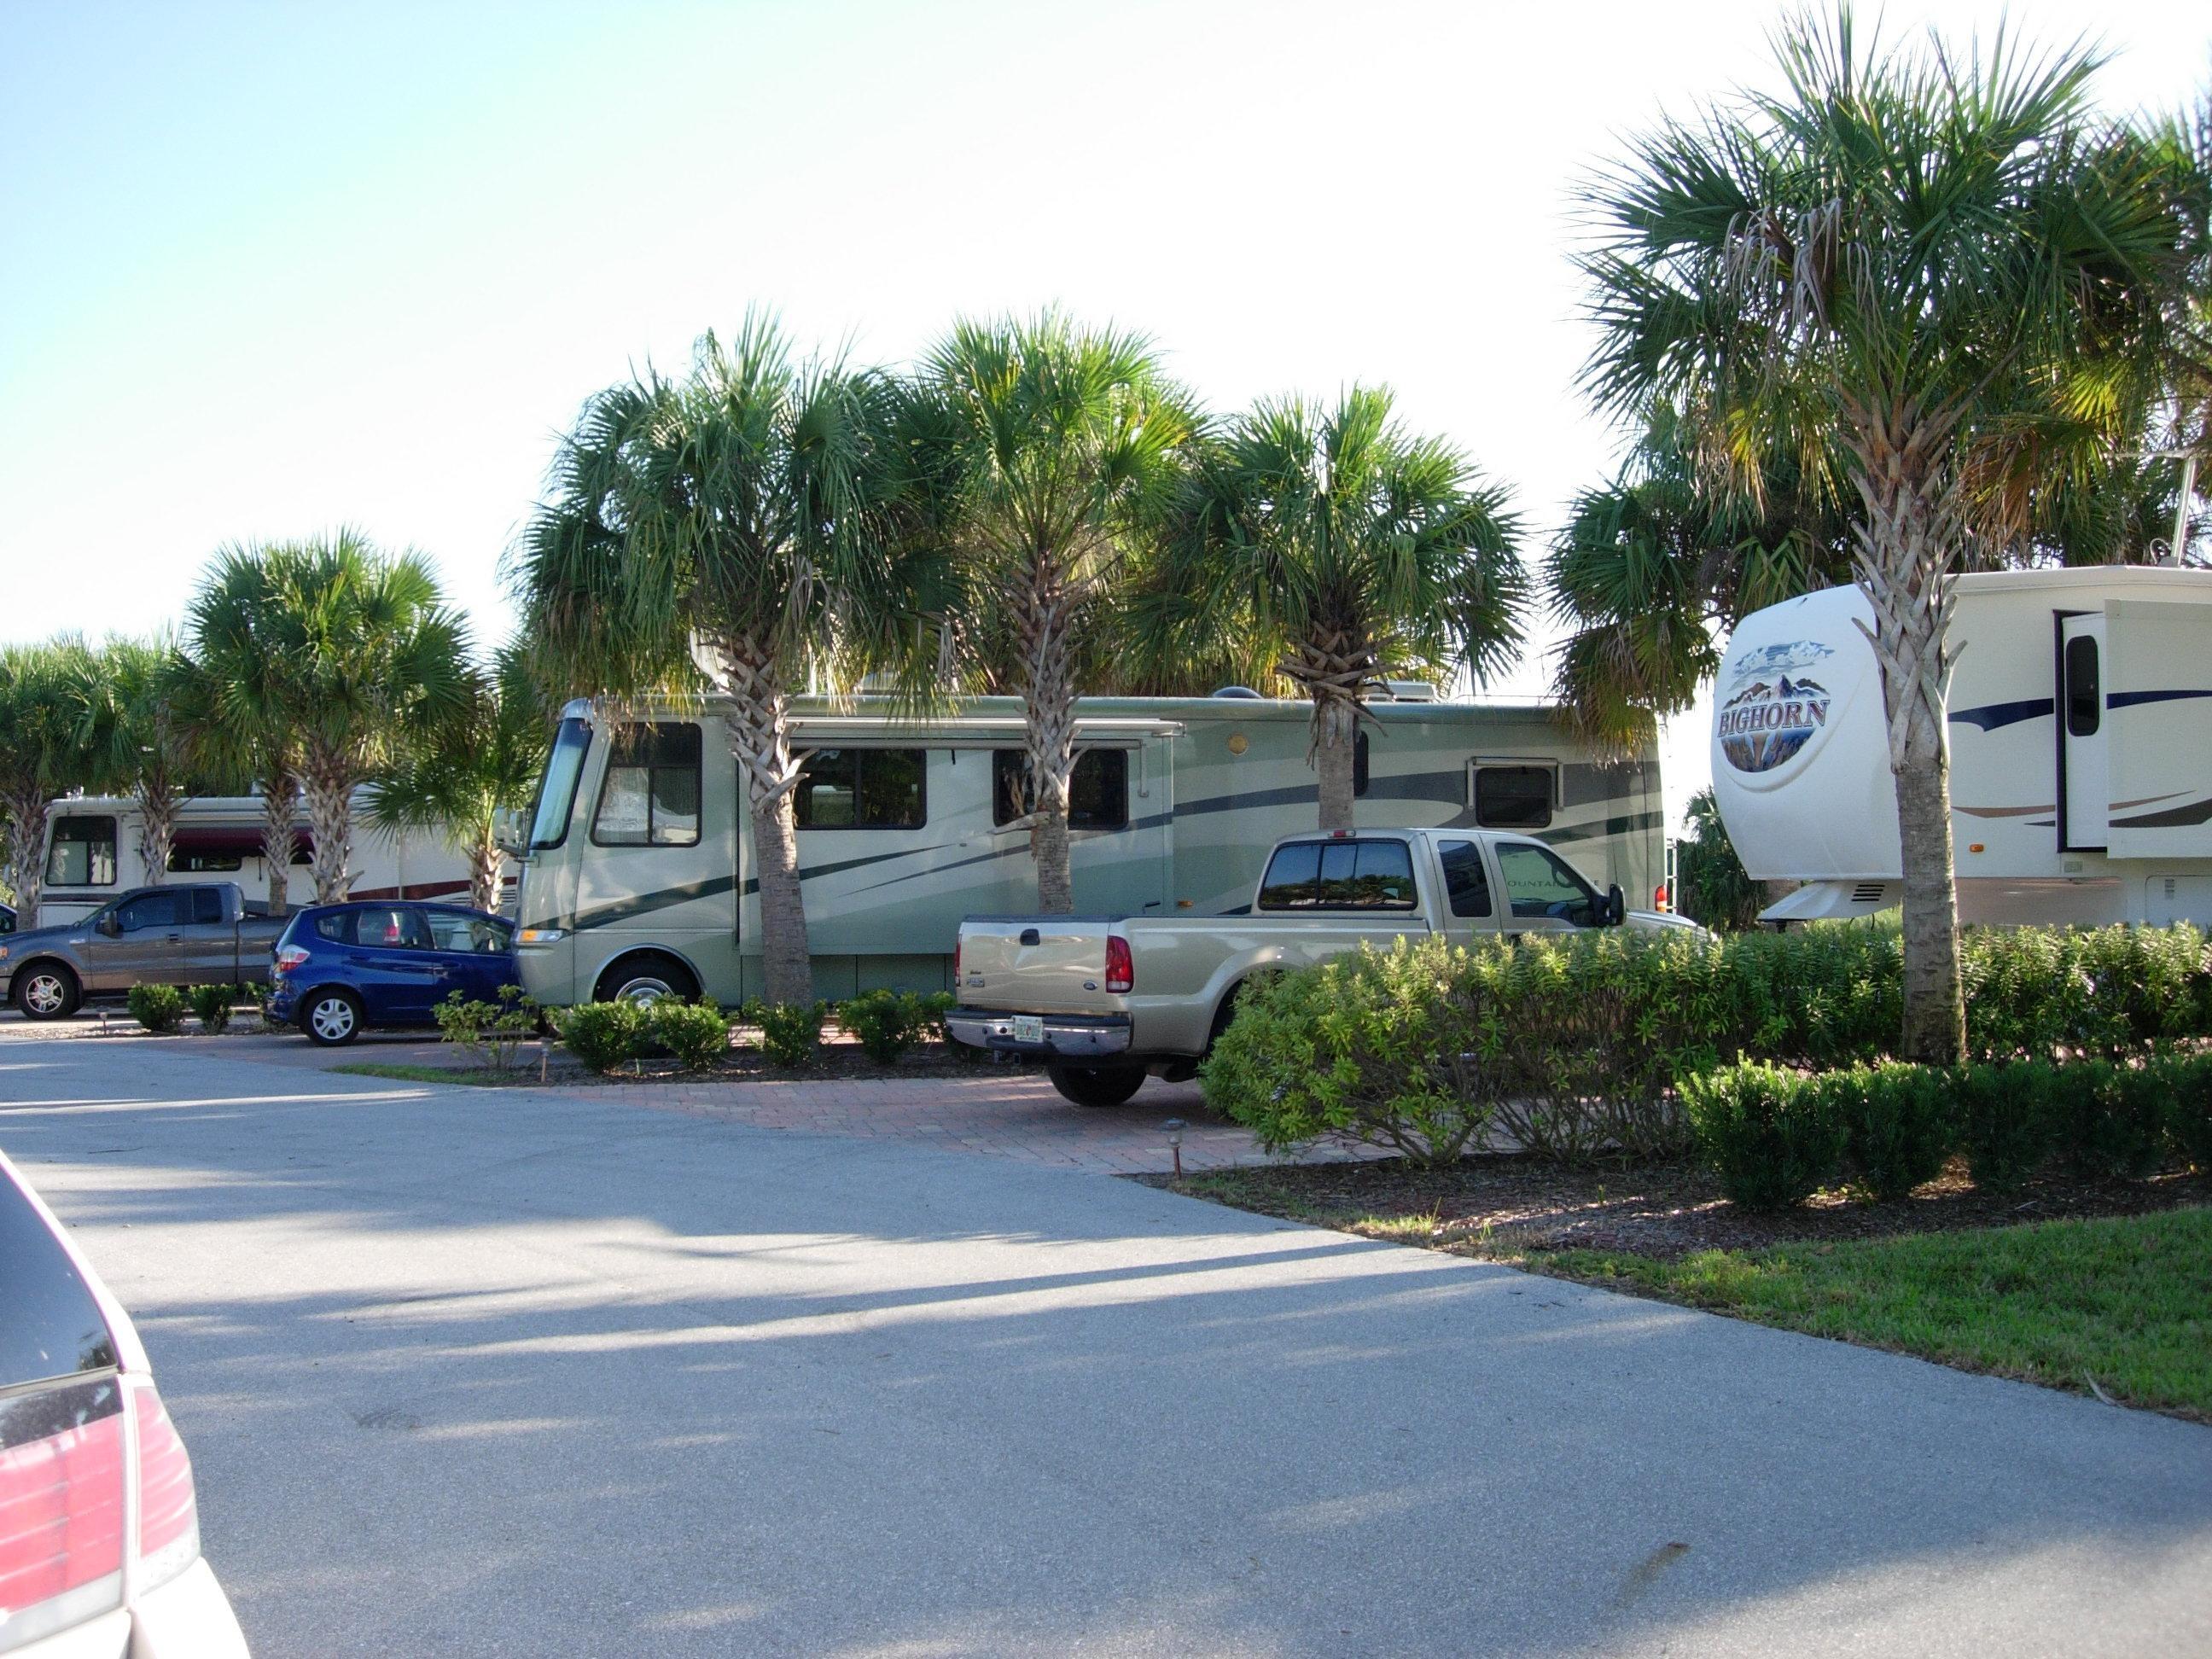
14, 962, 80, 1021
595, 952, 700, 1006
1045, 1062, 1145, 1109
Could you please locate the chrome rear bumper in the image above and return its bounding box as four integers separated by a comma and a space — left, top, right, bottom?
945, 1008, 1133, 1059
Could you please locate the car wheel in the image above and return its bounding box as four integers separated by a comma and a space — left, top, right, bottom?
1046, 1062, 1146, 1109
301, 989, 364, 1046
594, 952, 700, 1006
14, 963, 80, 1021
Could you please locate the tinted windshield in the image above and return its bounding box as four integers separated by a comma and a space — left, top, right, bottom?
529, 717, 592, 848
0, 1169, 119, 1388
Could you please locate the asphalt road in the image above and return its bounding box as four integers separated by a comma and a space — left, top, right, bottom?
3, 1030, 2209, 1656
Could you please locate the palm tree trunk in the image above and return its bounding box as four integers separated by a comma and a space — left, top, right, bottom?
469, 830, 503, 915
259, 765, 299, 917
719, 636, 814, 1005
302, 748, 356, 906
135, 774, 180, 886
1848, 399, 1967, 1065
2, 786, 49, 920
1016, 576, 1078, 914
1284, 623, 1376, 833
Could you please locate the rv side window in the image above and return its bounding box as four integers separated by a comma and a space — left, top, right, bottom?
991, 749, 1129, 830
1474, 765, 1554, 830
2065, 636, 2101, 736
1257, 838, 1417, 911
1436, 839, 1493, 918
530, 718, 593, 848
592, 723, 702, 847
44, 816, 117, 888
795, 748, 926, 830
168, 833, 259, 875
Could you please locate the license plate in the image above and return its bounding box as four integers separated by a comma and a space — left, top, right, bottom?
1011, 1015, 1045, 1045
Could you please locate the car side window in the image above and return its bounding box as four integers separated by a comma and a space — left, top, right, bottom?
352, 907, 431, 950
1437, 840, 1493, 918
1495, 843, 1600, 925
117, 891, 185, 932
426, 912, 510, 954
313, 912, 352, 944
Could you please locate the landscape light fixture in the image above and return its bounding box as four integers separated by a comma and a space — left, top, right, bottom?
1162, 1118, 1185, 1178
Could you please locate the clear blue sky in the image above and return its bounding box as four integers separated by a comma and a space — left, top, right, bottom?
3, 1, 2203, 830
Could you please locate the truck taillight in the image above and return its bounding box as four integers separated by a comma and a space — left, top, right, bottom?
1653, 883, 1670, 913
1104, 936, 1133, 994
953, 940, 961, 986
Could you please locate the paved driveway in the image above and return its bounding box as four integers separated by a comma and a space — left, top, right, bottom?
2, 1033, 2208, 1656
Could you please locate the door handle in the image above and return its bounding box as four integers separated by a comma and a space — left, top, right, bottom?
164, 934, 182, 942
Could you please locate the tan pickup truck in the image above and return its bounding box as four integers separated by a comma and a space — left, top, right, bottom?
948, 827, 1701, 1106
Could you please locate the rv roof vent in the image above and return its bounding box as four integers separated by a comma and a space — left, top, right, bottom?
1381, 679, 1437, 702
1850, 882, 1888, 904
1209, 685, 1264, 700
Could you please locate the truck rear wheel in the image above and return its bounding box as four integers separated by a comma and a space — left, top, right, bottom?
1046, 1062, 1145, 1109
14, 962, 80, 1021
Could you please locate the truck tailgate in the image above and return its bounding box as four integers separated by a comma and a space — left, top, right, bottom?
958, 917, 1121, 1013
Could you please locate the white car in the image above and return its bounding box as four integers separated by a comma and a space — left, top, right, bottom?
0, 1148, 248, 1656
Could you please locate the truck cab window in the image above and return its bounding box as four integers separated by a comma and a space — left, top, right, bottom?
1474, 765, 1554, 830
530, 718, 593, 848
992, 749, 1129, 830
192, 888, 224, 925
1436, 839, 1493, 917
116, 891, 187, 933
592, 723, 702, 847
796, 748, 926, 830
1495, 842, 1601, 925
1258, 838, 1417, 910
44, 816, 117, 887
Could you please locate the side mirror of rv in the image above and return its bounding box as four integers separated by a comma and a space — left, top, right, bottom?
492, 806, 527, 858
1605, 884, 1627, 927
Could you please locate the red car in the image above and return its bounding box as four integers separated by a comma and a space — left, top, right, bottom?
0, 1149, 248, 1656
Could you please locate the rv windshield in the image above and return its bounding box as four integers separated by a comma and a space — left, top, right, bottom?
529, 718, 593, 848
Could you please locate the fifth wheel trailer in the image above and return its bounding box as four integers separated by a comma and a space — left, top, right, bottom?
505, 690, 1665, 1006
1711, 564, 2212, 927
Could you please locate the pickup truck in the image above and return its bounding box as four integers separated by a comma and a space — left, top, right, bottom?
0, 882, 287, 1020
948, 827, 1701, 1106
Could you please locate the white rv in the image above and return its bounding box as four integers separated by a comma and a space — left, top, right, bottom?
506, 690, 1665, 1005
1712, 565, 2212, 927
35, 793, 493, 928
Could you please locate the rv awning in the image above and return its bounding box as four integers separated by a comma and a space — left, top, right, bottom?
785, 716, 1185, 746
1759, 879, 1901, 925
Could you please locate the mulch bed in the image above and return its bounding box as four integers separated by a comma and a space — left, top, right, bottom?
1145, 1155, 2212, 1259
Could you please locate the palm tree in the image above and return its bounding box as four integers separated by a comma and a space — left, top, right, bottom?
511, 316, 915, 1005
917, 313, 1199, 910
189, 534, 470, 907
364, 647, 551, 912
73, 635, 205, 887
187, 555, 306, 916
0, 640, 92, 917
1577, 8, 2198, 1062
1145, 387, 1524, 830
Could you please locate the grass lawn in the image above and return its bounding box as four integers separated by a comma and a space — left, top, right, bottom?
1542, 1208, 2212, 1422
329, 1061, 531, 1087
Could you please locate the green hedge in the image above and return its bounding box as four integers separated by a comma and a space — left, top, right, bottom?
1199, 923, 2212, 1167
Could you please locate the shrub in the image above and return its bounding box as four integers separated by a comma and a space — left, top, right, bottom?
1826, 1062, 1956, 1201
435, 986, 540, 1072
2163, 1051, 2212, 1174
837, 990, 934, 1064
125, 983, 188, 1033
651, 998, 732, 1072
2054, 1059, 2168, 1180
759, 1001, 827, 1068
186, 983, 236, 1033
1682, 1062, 1845, 1210
1955, 1062, 2056, 1195
554, 1000, 649, 1074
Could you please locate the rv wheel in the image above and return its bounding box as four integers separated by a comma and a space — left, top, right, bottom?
14, 963, 80, 1021
595, 952, 700, 1006
1046, 1063, 1146, 1109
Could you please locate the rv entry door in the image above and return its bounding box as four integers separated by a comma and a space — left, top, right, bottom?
2059, 614, 2108, 851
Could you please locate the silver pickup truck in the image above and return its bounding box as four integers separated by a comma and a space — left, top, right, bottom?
949, 827, 1700, 1106
0, 882, 286, 1020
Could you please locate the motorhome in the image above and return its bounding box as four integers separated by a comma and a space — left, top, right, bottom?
506, 690, 1665, 1006
34, 792, 493, 928
1711, 564, 2212, 927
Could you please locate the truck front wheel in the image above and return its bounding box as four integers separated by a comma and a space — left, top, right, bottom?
1046, 1062, 1145, 1109
14, 963, 80, 1021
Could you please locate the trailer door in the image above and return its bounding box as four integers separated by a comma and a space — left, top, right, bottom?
2059, 614, 2108, 852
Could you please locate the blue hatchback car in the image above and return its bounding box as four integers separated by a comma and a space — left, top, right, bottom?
267, 901, 518, 1045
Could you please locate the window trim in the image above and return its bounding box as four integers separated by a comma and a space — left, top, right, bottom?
795, 746, 929, 833
1470, 760, 1558, 831
990, 747, 1132, 833
44, 814, 119, 889
590, 721, 704, 849
1255, 836, 1421, 913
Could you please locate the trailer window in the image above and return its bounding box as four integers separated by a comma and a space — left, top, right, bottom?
991, 749, 1129, 830
1474, 765, 1554, 830
1436, 839, 1493, 918
592, 723, 702, 847
2065, 636, 2101, 736
796, 748, 926, 830
1257, 838, 1417, 911
529, 718, 592, 849
44, 816, 117, 888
